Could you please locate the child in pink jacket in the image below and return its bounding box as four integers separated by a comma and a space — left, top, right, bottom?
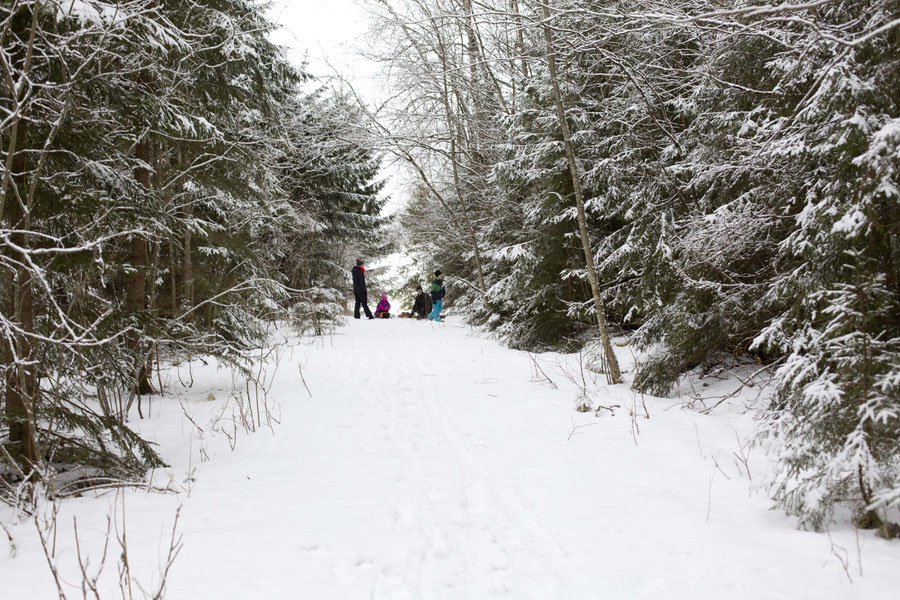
374, 293, 391, 318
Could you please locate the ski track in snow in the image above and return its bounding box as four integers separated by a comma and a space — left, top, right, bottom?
2, 318, 899, 599
365, 341, 594, 600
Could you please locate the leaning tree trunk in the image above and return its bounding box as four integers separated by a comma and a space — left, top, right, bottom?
539, 1, 621, 384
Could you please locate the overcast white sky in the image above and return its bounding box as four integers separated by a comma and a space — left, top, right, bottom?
267, 1, 407, 216
267, 0, 378, 89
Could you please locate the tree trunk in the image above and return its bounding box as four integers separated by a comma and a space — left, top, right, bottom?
0, 3, 38, 224
461, 0, 509, 115
11, 239, 38, 465
511, 0, 529, 79
168, 237, 178, 313
3, 266, 38, 467
180, 144, 194, 311
128, 139, 155, 396
463, 0, 479, 85
539, 1, 621, 383
183, 199, 194, 310
1, 267, 12, 423
5, 125, 38, 466
436, 34, 489, 306
450, 131, 488, 305
1, 4, 48, 467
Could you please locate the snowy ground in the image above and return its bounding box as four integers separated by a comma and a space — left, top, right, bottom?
2, 318, 899, 599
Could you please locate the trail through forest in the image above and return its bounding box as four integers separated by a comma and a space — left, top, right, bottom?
2, 320, 898, 599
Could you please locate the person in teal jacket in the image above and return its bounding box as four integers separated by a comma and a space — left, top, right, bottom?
427, 270, 445, 322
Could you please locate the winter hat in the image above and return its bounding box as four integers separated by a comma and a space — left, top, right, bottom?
434, 270, 442, 277
381, 293, 387, 300
356, 258, 363, 266
416, 285, 422, 291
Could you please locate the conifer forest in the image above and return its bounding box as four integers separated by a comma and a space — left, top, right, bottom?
1, 1, 899, 598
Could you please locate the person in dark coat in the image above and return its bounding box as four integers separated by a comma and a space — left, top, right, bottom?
427, 270, 445, 322
351, 259, 374, 319
411, 285, 433, 319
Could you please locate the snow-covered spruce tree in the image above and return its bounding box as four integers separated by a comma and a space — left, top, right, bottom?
274, 89, 390, 333
489, 69, 603, 350
482, 0, 684, 352
497, 0, 900, 528
496, 0, 785, 394
134, 0, 302, 359
746, 0, 900, 528
57, 0, 303, 428
1, 0, 177, 475
760, 254, 899, 530
559, 2, 701, 333
605, 1, 900, 527
0, 0, 362, 484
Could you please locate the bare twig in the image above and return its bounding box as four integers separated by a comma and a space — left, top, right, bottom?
527, 352, 558, 389
825, 525, 854, 583
74, 514, 111, 600
594, 403, 618, 417
297, 361, 313, 398
0, 520, 15, 558
694, 422, 706, 459
710, 453, 731, 480
116, 490, 134, 600
136, 505, 183, 600
34, 502, 67, 600
567, 418, 598, 441
730, 428, 752, 481
179, 399, 205, 434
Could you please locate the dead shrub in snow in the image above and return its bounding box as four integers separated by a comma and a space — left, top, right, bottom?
32, 488, 182, 599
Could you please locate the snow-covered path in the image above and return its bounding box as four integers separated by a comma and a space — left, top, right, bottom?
3, 319, 899, 598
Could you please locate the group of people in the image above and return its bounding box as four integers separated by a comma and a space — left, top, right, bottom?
351, 259, 445, 322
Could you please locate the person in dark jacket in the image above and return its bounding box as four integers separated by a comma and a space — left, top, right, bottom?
411, 285, 433, 319
427, 270, 445, 322
351, 259, 374, 319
